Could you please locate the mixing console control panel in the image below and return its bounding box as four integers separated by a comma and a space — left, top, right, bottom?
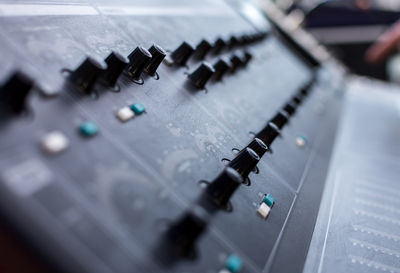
0, 1, 346, 272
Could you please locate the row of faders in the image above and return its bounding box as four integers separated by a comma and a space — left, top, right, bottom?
0, 29, 267, 157
155, 76, 316, 271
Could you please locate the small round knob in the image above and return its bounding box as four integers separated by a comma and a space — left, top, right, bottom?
283, 102, 296, 116
188, 62, 215, 89
194, 39, 212, 60
247, 138, 268, 158
166, 206, 209, 257
206, 167, 243, 208
213, 38, 226, 54
127, 46, 152, 80
255, 122, 280, 147
229, 147, 260, 179
0, 71, 34, 114
145, 44, 166, 76
68, 57, 107, 94
230, 55, 243, 73
213, 58, 230, 81
170, 42, 194, 66
102, 52, 128, 87
270, 111, 289, 130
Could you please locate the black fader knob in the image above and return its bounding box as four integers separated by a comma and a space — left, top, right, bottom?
254, 33, 262, 42
255, 31, 267, 41
127, 46, 152, 80
166, 206, 209, 257
270, 111, 289, 130
170, 42, 194, 66
102, 51, 129, 87
194, 39, 212, 60
213, 58, 230, 81
255, 122, 280, 148
242, 51, 252, 66
228, 147, 260, 179
230, 54, 243, 73
283, 102, 296, 116
228, 36, 238, 49
188, 62, 215, 89
68, 57, 107, 94
213, 37, 226, 54
206, 167, 244, 208
300, 85, 310, 96
145, 44, 166, 76
260, 31, 269, 40
247, 138, 268, 158
0, 71, 34, 114
292, 95, 302, 106
239, 34, 251, 45
250, 33, 259, 43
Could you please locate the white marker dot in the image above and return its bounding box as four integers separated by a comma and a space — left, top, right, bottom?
116, 106, 135, 122
257, 202, 271, 219
41, 131, 69, 154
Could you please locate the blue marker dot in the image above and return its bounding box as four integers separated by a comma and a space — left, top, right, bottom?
263, 193, 275, 207
130, 103, 146, 115
226, 254, 243, 273
79, 122, 99, 137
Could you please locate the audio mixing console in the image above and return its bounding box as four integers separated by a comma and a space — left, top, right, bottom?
0, 1, 399, 273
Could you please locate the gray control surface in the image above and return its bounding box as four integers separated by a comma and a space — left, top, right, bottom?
0, 1, 350, 272
304, 77, 400, 273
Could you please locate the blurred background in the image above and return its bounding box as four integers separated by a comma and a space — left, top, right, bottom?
269, 0, 400, 83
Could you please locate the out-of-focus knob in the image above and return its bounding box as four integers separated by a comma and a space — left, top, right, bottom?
228, 36, 238, 49
228, 147, 260, 179
170, 42, 194, 66
213, 58, 230, 81
292, 95, 302, 105
247, 138, 268, 158
300, 85, 310, 96
101, 52, 129, 87
145, 44, 166, 76
68, 57, 107, 94
127, 46, 152, 80
213, 38, 226, 54
255, 122, 280, 148
242, 51, 252, 66
188, 62, 215, 89
230, 55, 243, 73
0, 71, 34, 114
194, 39, 212, 60
270, 111, 289, 130
206, 167, 244, 208
166, 206, 209, 257
255, 31, 269, 41
283, 102, 296, 116
243, 34, 252, 45
261, 31, 269, 40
